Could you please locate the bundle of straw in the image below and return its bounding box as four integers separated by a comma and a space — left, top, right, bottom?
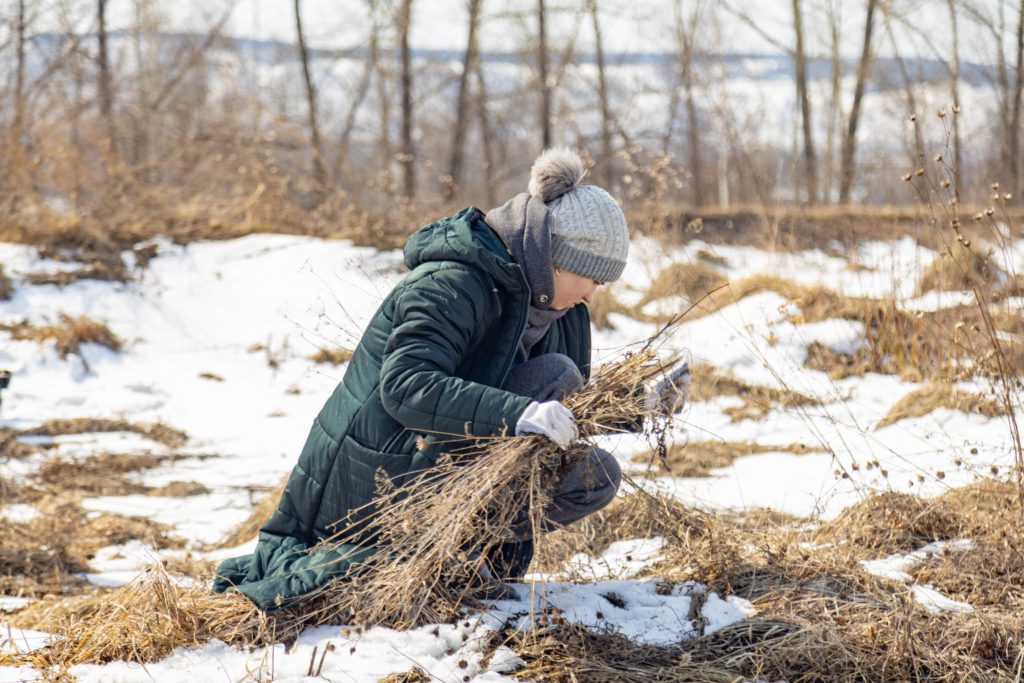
311, 346, 679, 628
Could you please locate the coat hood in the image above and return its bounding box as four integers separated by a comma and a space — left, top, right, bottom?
403, 207, 526, 292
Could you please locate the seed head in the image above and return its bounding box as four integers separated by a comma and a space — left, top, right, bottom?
938, 109, 947, 118
902, 173, 912, 181
935, 153, 944, 162
941, 179, 950, 188
915, 168, 925, 177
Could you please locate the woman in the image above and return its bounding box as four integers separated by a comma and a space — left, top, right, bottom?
213, 148, 687, 610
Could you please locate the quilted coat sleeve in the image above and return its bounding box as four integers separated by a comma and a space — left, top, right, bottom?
379, 268, 533, 438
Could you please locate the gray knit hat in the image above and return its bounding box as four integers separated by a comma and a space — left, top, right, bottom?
528, 148, 629, 283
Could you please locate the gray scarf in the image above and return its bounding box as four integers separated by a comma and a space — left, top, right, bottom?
485, 193, 569, 361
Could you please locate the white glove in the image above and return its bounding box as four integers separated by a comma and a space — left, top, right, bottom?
645, 361, 691, 416
515, 401, 578, 449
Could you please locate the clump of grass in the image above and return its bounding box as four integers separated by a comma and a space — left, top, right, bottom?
214, 477, 288, 549
586, 288, 633, 329
633, 440, 823, 478
19, 418, 188, 448
1, 314, 122, 359
816, 491, 962, 555
917, 246, 1005, 294
803, 341, 878, 379
378, 668, 432, 683
24, 261, 130, 287
0, 428, 38, 458
688, 363, 820, 421
0, 265, 12, 300
309, 347, 354, 365
877, 383, 1008, 428
637, 262, 727, 307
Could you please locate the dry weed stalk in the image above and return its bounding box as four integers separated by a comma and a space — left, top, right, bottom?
214, 477, 289, 549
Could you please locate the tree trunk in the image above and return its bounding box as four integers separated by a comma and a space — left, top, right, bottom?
824, 0, 841, 201
947, 0, 963, 195
473, 56, 497, 207
588, 0, 613, 188
445, 0, 483, 201
14, 0, 26, 142
838, 0, 878, 204
537, 0, 552, 149
295, 0, 326, 192
675, 0, 704, 207
97, 0, 116, 152
398, 0, 415, 201
792, 0, 817, 203
1011, 0, 1024, 194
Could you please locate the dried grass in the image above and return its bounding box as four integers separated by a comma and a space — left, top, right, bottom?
816, 491, 963, 555
0, 428, 38, 458
877, 383, 1009, 428
637, 262, 727, 307
23, 261, 130, 287
309, 347, 354, 365
19, 418, 188, 448
0, 315, 122, 359
586, 289, 633, 330
689, 363, 819, 421
917, 246, 1006, 294
633, 440, 823, 477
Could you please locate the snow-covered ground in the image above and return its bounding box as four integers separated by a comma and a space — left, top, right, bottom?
1, 231, 1021, 680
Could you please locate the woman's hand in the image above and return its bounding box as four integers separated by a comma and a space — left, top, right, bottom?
515, 401, 578, 449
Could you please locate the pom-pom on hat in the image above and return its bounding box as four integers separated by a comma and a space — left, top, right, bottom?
529, 147, 629, 283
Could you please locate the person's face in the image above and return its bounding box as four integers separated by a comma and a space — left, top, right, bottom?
551, 267, 603, 310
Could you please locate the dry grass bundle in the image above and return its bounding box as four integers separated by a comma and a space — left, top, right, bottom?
0, 314, 122, 358
689, 363, 819, 421
816, 492, 963, 555
633, 440, 823, 478
309, 346, 354, 365
877, 383, 1008, 428
6, 567, 283, 668
314, 349, 676, 629
19, 418, 188, 448
378, 668, 432, 683
917, 246, 1006, 294
0, 264, 12, 300
638, 262, 727, 307
214, 477, 288, 549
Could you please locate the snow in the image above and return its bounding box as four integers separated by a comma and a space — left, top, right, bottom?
2, 231, 1020, 679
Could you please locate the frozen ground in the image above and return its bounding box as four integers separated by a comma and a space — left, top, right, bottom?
1, 231, 1021, 680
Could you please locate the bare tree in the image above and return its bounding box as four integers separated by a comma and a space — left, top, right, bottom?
838, 0, 879, 203
295, 0, 327, 191
97, 0, 116, 151
792, 0, 817, 203
537, 0, 552, 149
946, 0, 963, 193
672, 0, 705, 207
588, 0, 613, 188
1012, 0, 1024, 193
473, 54, 497, 207
445, 0, 484, 201
13, 0, 26, 143
398, 0, 415, 200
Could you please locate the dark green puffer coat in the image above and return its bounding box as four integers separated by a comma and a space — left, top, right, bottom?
213, 207, 591, 610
